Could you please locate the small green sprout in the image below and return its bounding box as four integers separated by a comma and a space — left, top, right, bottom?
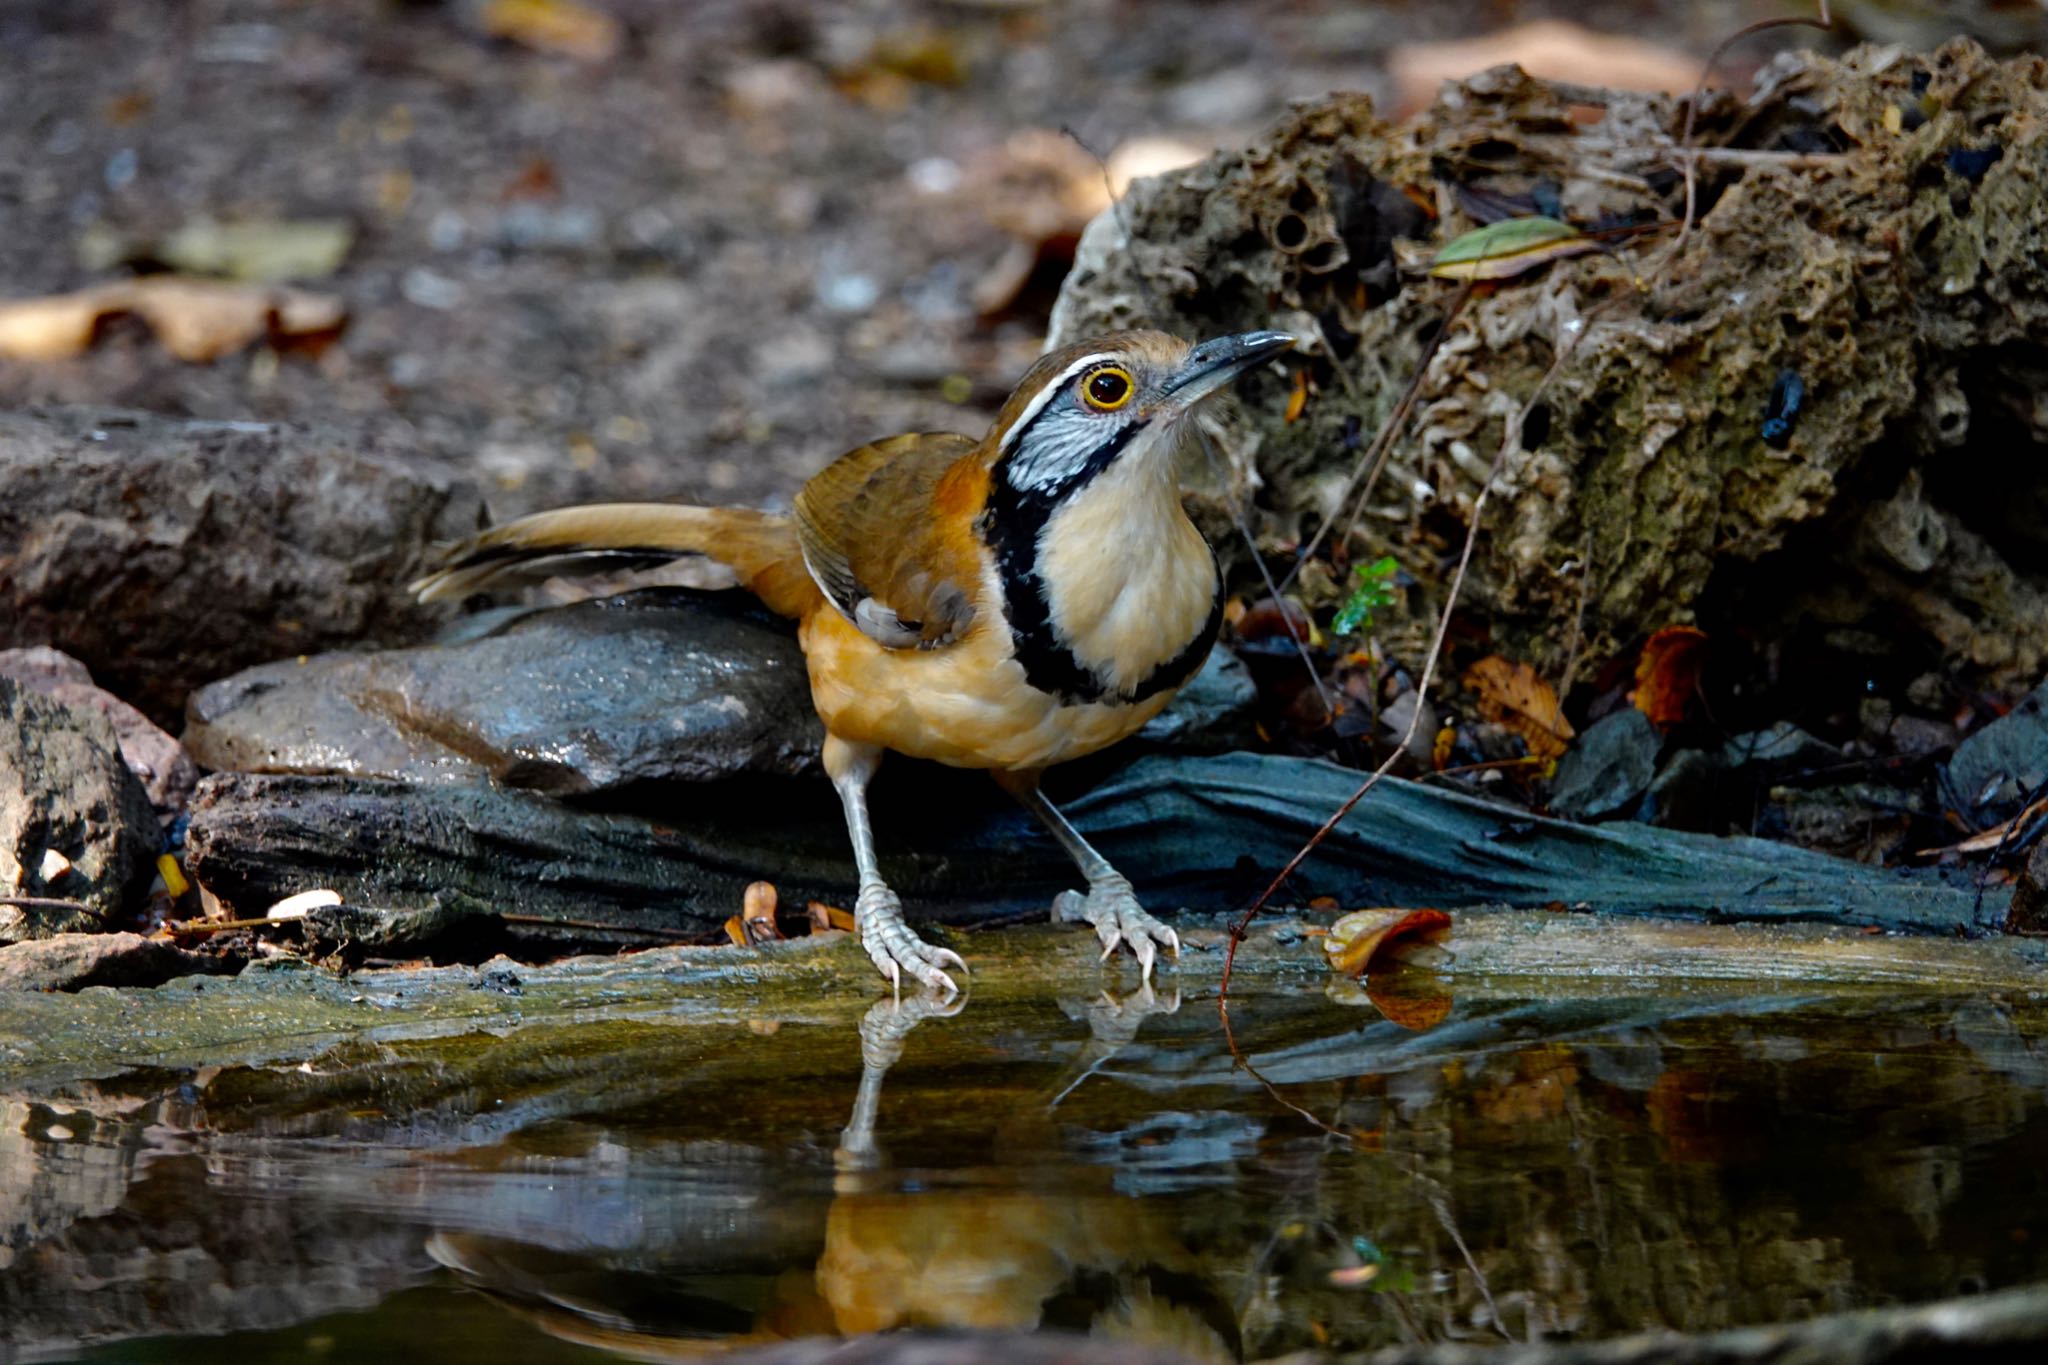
1332, 556, 1399, 635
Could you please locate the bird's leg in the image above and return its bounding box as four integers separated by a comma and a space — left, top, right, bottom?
994, 770, 1180, 982
825, 733, 967, 999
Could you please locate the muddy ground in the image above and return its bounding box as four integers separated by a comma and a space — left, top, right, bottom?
3, 0, 2008, 519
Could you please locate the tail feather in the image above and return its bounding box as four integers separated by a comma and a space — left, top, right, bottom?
410, 503, 820, 620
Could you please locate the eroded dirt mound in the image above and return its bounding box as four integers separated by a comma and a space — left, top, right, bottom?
1052, 41, 2048, 697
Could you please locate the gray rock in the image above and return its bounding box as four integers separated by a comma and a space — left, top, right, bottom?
0, 407, 484, 721
185, 590, 824, 794
1136, 648, 1256, 751
1, 679, 158, 916
1720, 722, 1844, 782
2011, 838, 2048, 934
0, 648, 198, 810
1646, 747, 1733, 833
1949, 677, 2048, 808
0, 933, 231, 992
187, 591, 1248, 795
1550, 708, 1661, 822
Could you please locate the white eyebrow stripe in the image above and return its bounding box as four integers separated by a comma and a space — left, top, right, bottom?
997, 352, 1117, 453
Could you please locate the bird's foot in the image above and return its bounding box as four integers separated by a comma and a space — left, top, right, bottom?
855, 883, 967, 1000
1052, 874, 1180, 983
1064, 980, 1182, 1046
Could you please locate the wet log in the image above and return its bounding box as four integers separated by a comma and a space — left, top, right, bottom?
182, 750, 2010, 950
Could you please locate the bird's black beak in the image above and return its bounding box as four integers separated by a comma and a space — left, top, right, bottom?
1161, 330, 1296, 407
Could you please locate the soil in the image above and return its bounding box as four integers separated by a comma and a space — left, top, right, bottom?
0, 0, 1946, 520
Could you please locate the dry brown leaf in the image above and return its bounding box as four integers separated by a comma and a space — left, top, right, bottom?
1388, 20, 1707, 118
724, 880, 783, 947
1631, 625, 1709, 730
1463, 657, 1573, 763
1322, 908, 1452, 978
808, 901, 856, 934
0, 277, 346, 363
479, 0, 621, 62
1916, 794, 2048, 857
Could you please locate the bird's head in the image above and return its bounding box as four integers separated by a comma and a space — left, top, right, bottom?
989, 328, 1295, 497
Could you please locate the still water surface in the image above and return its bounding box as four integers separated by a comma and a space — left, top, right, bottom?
6, 980, 2046, 1361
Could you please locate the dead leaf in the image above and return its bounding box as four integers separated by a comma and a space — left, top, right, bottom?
0, 277, 346, 363
1322, 908, 1452, 978
1916, 794, 2048, 857
1427, 216, 1596, 283
1388, 20, 1708, 119
808, 901, 856, 934
1463, 657, 1574, 763
1631, 626, 1709, 730
1284, 367, 1310, 422
1432, 724, 1456, 771
1235, 596, 1319, 648
725, 880, 784, 947
80, 218, 355, 282
479, 0, 622, 62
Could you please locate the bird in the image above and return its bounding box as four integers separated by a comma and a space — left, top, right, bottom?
413, 328, 1295, 997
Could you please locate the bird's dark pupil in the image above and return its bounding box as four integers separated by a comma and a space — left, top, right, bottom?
1089, 371, 1126, 403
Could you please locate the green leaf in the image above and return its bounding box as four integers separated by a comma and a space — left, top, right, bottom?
1332, 556, 1399, 635
1428, 215, 1593, 282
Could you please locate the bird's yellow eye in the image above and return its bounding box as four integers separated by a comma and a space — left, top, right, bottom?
1081, 365, 1135, 412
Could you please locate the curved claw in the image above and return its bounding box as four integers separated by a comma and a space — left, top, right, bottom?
1056, 879, 1180, 982
855, 883, 967, 1000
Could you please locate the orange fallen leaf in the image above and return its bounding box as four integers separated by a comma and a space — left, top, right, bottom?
725, 880, 784, 947
1284, 367, 1310, 422
1915, 794, 2048, 857
1632, 626, 1708, 730
1432, 724, 1456, 771
1463, 657, 1573, 763
0, 276, 346, 363
1322, 908, 1452, 978
479, 0, 621, 62
1235, 596, 1319, 647
808, 901, 856, 934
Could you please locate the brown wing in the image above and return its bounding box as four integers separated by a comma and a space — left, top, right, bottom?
792, 432, 988, 650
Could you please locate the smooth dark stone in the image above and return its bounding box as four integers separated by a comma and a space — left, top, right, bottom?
1550, 708, 1660, 822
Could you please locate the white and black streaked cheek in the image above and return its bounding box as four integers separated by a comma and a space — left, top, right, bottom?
1004, 406, 1142, 495
997, 351, 1140, 496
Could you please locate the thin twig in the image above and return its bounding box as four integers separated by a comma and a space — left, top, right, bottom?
1570, 142, 1846, 170
1194, 419, 1336, 719
1278, 283, 1474, 594
1, 896, 106, 916
1221, 299, 1610, 1006
1666, 2, 1837, 265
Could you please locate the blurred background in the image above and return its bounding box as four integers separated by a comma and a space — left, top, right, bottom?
4, 0, 2042, 517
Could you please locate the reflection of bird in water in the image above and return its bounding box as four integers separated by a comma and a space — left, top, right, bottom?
427, 1183, 1237, 1363
428, 995, 1237, 1361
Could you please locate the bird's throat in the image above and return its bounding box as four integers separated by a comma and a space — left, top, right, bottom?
979, 442, 1220, 706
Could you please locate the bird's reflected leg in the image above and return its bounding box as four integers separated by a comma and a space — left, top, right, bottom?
827, 734, 966, 999
1048, 981, 1184, 1108
993, 769, 1181, 983
836, 993, 962, 1171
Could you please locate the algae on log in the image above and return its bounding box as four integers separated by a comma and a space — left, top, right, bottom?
181, 751, 2011, 948
1051, 43, 2048, 690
